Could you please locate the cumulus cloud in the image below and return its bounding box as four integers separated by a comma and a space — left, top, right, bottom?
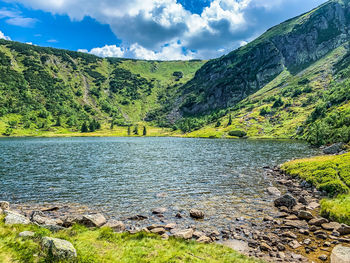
5, 0, 327, 59
0, 8, 37, 27
0, 30, 11, 40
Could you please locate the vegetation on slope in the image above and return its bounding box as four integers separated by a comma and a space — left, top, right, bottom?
0, 217, 261, 263
0, 39, 204, 137
281, 152, 350, 224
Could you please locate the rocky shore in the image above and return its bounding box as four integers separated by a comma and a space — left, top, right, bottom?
1, 167, 350, 262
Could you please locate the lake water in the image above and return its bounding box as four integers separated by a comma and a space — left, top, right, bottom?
0, 137, 320, 228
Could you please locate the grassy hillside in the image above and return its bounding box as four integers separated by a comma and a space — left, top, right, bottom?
281, 152, 350, 224
0, 39, 204, 137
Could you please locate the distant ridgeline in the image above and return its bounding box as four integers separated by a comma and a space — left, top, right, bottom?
1, 0, 350, 146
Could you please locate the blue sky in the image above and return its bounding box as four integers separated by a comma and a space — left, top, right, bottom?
0, 0, 327, 60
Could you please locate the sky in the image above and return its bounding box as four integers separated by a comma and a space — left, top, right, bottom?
0, 0, 327, 60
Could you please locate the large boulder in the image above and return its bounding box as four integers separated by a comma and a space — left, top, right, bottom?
78, 213, 106, 227
4, 211, 30, 225
309, 217, 328, 226
189, 209, 204, 219
42, 237, 77, 260
297, 210, 313, 220
331, 245, 350, 263
274, 194, 297, 208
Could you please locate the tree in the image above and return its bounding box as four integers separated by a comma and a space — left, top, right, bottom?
143, 126, 147, 136
55, 116, 62, 126
110, 119, 115, 130
81, 121, 88, 133
127, 126, 131, 136
215, 120, 221, 127
133, 125, 139, 135
227, 115, 232, 126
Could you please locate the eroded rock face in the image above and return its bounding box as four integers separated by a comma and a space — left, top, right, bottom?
4, 211, 30, 225
331, 245, 350, 263
42, 237, 77, 259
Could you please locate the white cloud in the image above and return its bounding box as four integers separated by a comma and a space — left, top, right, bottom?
5, 0, 327, 59
0, 8, 37, 27
0, 30, 11, 40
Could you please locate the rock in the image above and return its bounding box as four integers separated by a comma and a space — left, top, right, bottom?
152, 208, 167, 214
32, 213, 60, 226
335, 224, 350, 236
304, 238, 311, 245
299, 229, 310, 235
332, 231, 341, 237
173, 229, 194, 239
193, 231, 205, 239
19, 231, 35, 237
267, 187, 281, 196
175, 213, 183, 218
331, 245, 350, 263
127, 215, 148, 220
43, 224, 65, 232
0, 201, 10, 210
307, 201, 320, 210
278, 206, 289, 213
309, 217, 328, 226
104, 220, 125, 232
260, 242, 272, 251
323, 143, 344, 155
322, 222, 342, 231
197, 235, 211, 243
263, 216, 274, 221
324, 241, 331, 247
189, 209, 204, 219
42, 237, 77, 259
150, 227, 166, 235
274, 194, 297, 208
284, 220, 309, 229
289, 240, 301, 249
319, 255, 328, 261
282, 231, 297, 239
78, 213, 106, 227
286, 215, 299, 220
4, 211, 30, 225
164, 223, 176, 230
277, 244, 286, 251
298, 210, 313, 220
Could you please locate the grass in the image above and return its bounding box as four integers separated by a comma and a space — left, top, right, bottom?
0, 216, 263, 263
281, 152, 350, 224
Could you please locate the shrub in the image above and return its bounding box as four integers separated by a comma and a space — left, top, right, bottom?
272, 97, 284, 108
259, 106, 271, 116
228, 130, 247, 137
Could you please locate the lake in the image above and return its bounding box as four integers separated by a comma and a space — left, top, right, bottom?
0, 137, 320, 229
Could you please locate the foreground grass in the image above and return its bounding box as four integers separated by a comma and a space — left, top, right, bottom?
0, 217, 262, 263
281, 152, 350, 224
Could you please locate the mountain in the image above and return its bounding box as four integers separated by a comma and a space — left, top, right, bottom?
0, 0, 350, 146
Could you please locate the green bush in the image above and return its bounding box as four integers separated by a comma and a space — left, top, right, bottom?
228, 130, 247, 137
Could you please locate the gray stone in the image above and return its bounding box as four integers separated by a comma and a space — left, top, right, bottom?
322, 222, 342, 231
189, 209, 204, 219
298, 210, 313, 220
319, 255, 328, 261
78, 213, 106, 227
309, 217, 328, 226
274, 194, 297, 208
19, 231, 35, 237
197, 235, 211, 243
267, 187, 281, 196
260, 242, 272, 251
307, 201, 320, 210
0, 201, 10, 210
150, 227, 166, 235
42, 237, 77, 259
164, 223, 176, 230
331, 245, 350, 263
336, 224, 350, 236
104, 220, 125, 232
289, 240, 301, 249
151, 207, 167, 214
323, 143, 344, 155
4, 211, 30, 225
173, 229, 194, 239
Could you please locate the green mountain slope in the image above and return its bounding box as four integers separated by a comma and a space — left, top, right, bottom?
0, 0, 350, 146
0, 40, 204, 136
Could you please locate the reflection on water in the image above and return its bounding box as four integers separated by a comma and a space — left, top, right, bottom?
0, 137, 319, 227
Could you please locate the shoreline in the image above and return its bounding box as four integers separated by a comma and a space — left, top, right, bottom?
2, 166, 349, 262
